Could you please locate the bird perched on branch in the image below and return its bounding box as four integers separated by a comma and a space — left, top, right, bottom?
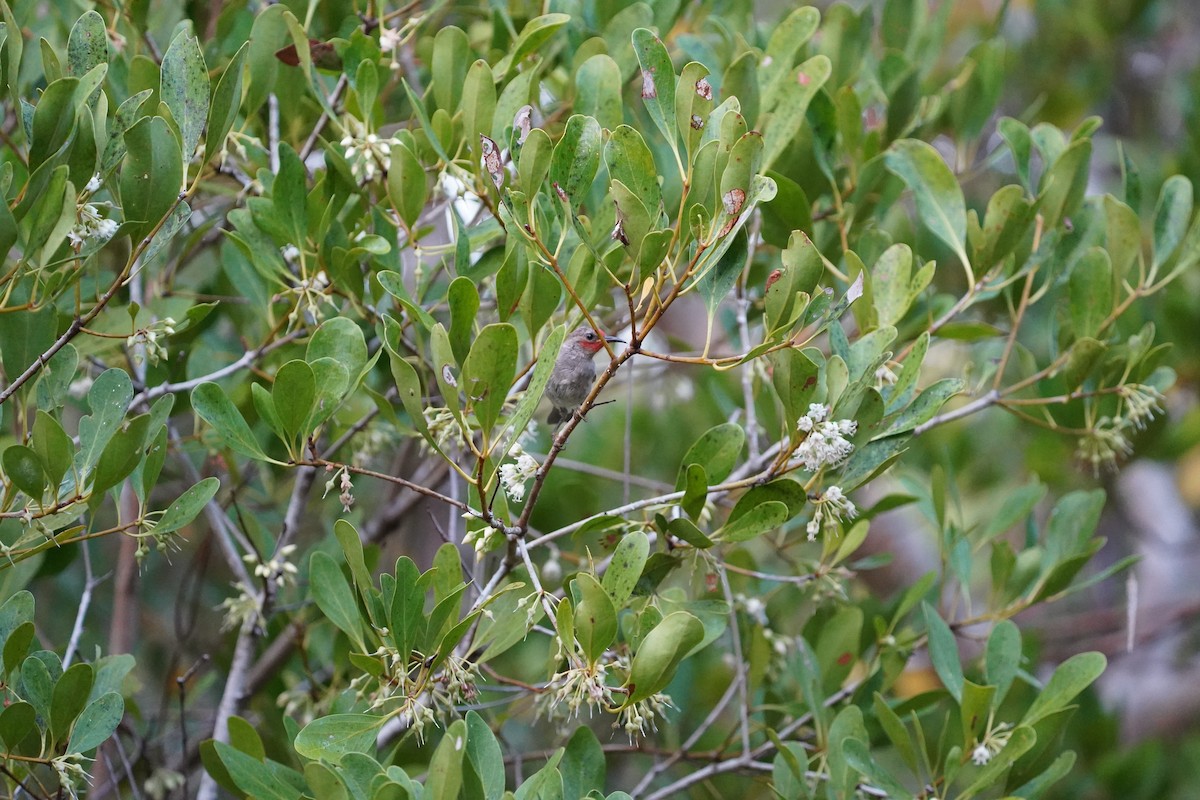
545, 326, 624, 424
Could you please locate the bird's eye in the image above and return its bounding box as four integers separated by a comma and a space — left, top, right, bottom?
586, 332, 596, 340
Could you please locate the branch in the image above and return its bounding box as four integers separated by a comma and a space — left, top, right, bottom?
63, 542, 106, 669
131, 330, 304, 407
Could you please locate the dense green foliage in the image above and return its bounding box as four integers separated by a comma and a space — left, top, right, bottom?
0, 0, 1196, 798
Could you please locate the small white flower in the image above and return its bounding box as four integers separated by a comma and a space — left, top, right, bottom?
84, 172, 102, 194
379, 26, 403, 53
971, 743, 991, 766
793, 406, 857, 472
499, 453, 539, 503
806, 485, 857, 540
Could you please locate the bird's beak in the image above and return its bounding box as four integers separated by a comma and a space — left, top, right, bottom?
604, 335, 625, 344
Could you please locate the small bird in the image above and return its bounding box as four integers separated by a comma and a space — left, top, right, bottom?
545, 326, 624, 424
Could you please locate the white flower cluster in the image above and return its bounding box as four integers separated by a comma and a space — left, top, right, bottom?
340, 116, 401, 182
1120, 383, 1165, 430
421, 406, 459, 452
971, 720, 1013, 765
285, 268, 334, 328
806, 485, 857, 541
616, 692, 674, 742
463, 525, 502, 555
68, 200, 118, 248
498, 448, 539, 503
1077, 384, 1165, 474
51, 753, 91, 800
379, 26, 403, 66
539, 660, 614, 720
127, 317, 177, 365
243, 543, 299, 585
217, 584, 263, 632
794, 403, 857, 471
322, 466, 354, 513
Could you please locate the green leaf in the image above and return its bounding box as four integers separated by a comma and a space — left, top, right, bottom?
1010, 750, 1076, 799
960, 679, 996, 748
881, 378, 964, 436
387, 141, 427, 229
100, 89, 154, 173
66, 691, 123, 753
982, 482, 1046, 541
273, 143, 307, 244
606, 125, 661, 215
212, 741, 303, 800
293, 713, 385, 765
496, 14, 570, 78
841, 738, 914, 799
718, 500, 789, 543
272, 360, 316, 445
873, 693, 919, 773
191, 382, 272, 462
2, 621, 34, 678
1068, 248, 1112, 339
956, 725, 1036, 800
307, 357, 350, 433
986, 620, 1021, 709
309, 551, 366, 650
884, 139, 971, 278
491, 325, 564, 458
871, 244, 931, 326
1020, 651, 1106, 727
120, 116, 183, 243
631, 29, 677, 152
602, 532, 649, 607
576, 55, 623, 131
153, 477, 220, 536
67, 11, 108, 78
921, 602, 963, 701
666, 517, 714, 549
677, 423, 745, 489
308, 316, 367, 383
573, 573, 617, 665
28, 77, 77, 170
561, 725, 605, 799
476, 586, 544, 661
427, 718, 469, 800
760, 6, 821, 113
389, 556, 424, 661
91, 413, 151, 499
205, 43, 249, 166
462, 323, 518, 434
1153, 175, 1193, 271
625, 611, 704, 705
27, 169, 78, 269
463, 59, 497, 162
680, 462, 708, 520
762, 55, 831, 171
51, 663, 94, 744
160, 30, 210, 162
549, 114, 602, 211
431, 26, 470, 112
0, 702, 35, 750
675, 61, 712, 158
3, 446, 45, 500
448, 276, 481, 365
466, 711, 506, 800
698, 227, 749, 328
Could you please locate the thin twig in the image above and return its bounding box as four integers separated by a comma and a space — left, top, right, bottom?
720, 568, 752, 756
63, 542, 105, 669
